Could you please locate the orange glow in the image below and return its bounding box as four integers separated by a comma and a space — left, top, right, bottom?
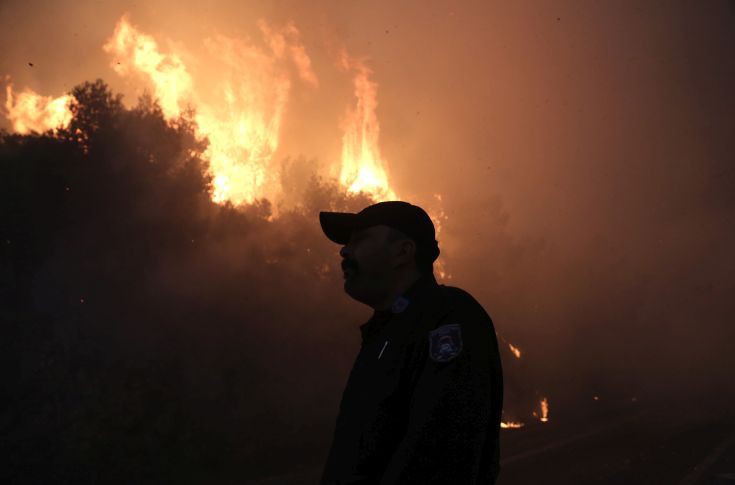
103, 16, 193, 118
428, 194, 451, 281
501, 421, 525, 429
539, 397, 549, 423
508, 342, 522, 359
337, 50, 396, 201
102, 15, 316, 206
4, 83, 74, 134
5, 16, 402, 210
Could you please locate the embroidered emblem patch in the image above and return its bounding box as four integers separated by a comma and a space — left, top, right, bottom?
429, 324, 463, 362
391, 296, 410, 314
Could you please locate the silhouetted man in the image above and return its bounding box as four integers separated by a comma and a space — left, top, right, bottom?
318, 201, 504, 485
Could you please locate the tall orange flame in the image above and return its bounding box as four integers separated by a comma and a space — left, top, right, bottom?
103, 17, 193, 118
500, 421, 525, 429
337, 51, 396, 201
102, 15, 316, 206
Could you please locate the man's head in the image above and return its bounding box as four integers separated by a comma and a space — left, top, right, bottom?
319, 201, 440, 308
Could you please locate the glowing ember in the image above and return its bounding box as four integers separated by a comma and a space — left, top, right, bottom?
337, 50, 396, 201
508, 342, 522, 359
501, 421, 525, 429
4, 83, 74, 134
539, 397, 549, 423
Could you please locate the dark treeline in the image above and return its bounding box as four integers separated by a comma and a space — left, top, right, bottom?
0, 80, 377, 484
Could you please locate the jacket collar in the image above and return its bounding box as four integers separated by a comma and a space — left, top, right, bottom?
359, 273, 439, 342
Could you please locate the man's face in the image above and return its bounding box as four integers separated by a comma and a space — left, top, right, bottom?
339, 225, 400, 306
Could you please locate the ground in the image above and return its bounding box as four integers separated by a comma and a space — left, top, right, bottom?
241, 394, 735, 485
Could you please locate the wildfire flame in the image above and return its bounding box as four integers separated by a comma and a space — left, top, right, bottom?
428, 193, 451, 280
103, 17, 193, 118
337, 50, 396, 201
102, 15, 318, 206
539, 397, 549, 422
4, 83, 74, 134
499, 336, 522, 359
508, 342, 522, 359
501, 421, 525, 429
3, 16, 408, 211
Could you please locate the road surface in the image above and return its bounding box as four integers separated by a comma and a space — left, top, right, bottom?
241, 397, 735, 484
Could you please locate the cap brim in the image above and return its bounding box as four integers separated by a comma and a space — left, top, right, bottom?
319, 211, 358, 244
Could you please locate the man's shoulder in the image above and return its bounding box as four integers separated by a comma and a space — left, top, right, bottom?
438, 284, 478, 305
414, 284, 500, 363
437, 285, 492, 322
414, 283, 493, 335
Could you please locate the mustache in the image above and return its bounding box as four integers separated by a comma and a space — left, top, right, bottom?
341, 258, 359, 272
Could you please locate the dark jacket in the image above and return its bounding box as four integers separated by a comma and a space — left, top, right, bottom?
320, 274, 504, 484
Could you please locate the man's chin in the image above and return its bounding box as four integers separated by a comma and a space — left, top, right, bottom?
343, 276, 356, 294
343, 277, 367, 303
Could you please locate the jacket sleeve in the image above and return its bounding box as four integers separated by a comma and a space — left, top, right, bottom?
379, 300, 503, 485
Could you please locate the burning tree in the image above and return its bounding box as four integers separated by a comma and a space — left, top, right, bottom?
1, 79, 374, 483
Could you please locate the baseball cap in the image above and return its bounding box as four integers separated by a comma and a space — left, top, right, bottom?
319, 201, 440, 261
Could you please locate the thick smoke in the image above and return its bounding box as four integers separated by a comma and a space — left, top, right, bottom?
0, 80, 381, 482
2, 1, 735, 482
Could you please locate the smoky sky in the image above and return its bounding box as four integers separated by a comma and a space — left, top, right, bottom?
1, 1, 734, 478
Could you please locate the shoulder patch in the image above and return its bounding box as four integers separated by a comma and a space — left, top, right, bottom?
429, 323, 463, 362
